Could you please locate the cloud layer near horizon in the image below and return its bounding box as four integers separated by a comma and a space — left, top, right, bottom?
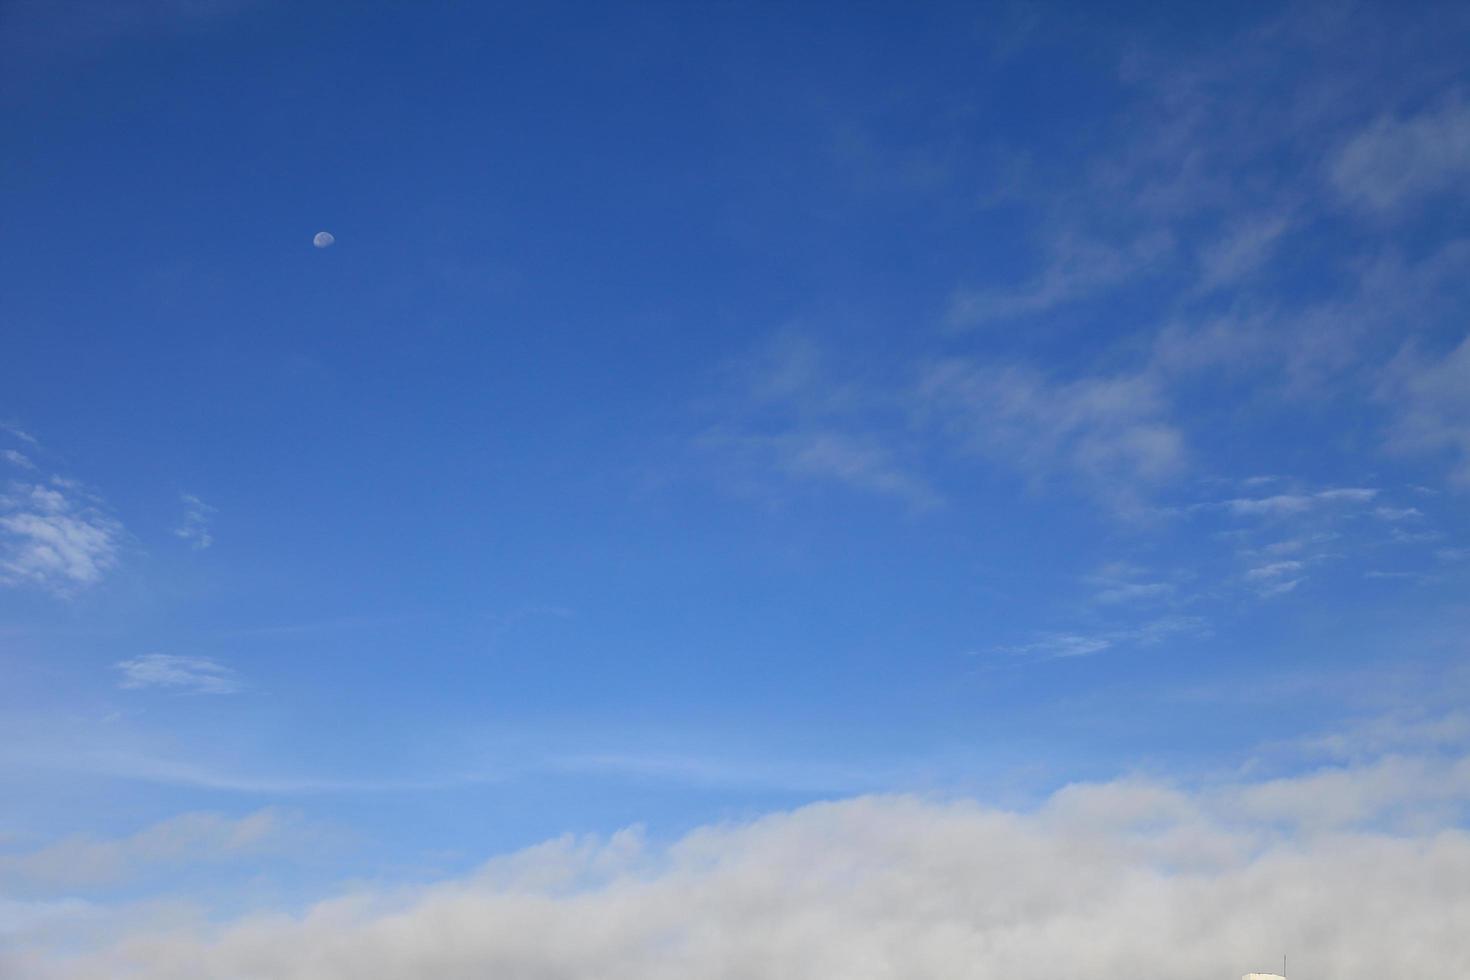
11, 754, 1469, 980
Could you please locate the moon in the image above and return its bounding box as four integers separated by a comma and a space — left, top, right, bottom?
313, 231, 335, 248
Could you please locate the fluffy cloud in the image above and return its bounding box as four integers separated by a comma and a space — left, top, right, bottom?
0, 481, 123, 596
10, 756, 1470, 979
114, 655, 241, 695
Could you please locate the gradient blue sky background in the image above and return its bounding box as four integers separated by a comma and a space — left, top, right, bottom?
4, 2, 1470, 976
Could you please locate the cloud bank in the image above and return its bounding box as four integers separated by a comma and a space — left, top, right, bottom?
11, 755, 1470, 979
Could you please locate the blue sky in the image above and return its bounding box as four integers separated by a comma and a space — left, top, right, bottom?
4, 2, 1470, 976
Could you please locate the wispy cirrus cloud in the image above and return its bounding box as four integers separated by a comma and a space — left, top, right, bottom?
697, 334, 938, 509
1193, 212, 1291, 291
703, 335, 1189, 513
918, 360, 1184, 506
1223, 487, 1378, 517
1330, 96, 1470, 214
0, 481, 123, 597
113, 654, 241, 695
699, 427, 940, 510
944, 228, 1173, 328
1383, 335, 1470, 485
0, 423, 39, 446
990, 615, 1207, 662
1084, 562, 1186, 606
172, 493, 215, 550
1244, 559, 1305, 597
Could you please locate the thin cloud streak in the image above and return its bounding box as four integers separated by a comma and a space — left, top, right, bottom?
989, 615, 1207, 662
114, 655, 241, 695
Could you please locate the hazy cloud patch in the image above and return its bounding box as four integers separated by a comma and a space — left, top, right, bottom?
114, 655, 241, 695
0, 809, 292, 892
1331, 97, 1470, 213
1195, 212, 1291, 290
919, 360, 1184, 506
1383, 335, 1470, 485
945, 229, 1173, 328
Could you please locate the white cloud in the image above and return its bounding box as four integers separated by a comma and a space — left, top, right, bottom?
994, 615, 1206, 662
1245, 560, 1303, 580
2, 449, 35, 470
14, 755, 1470, 980
113, 655, 241, 695
172, 493, 215, 550
1314, 487, 1379, 503
1245, 560, 1306, 597
1331, 98, 1470, 213
997, 631, 1115, 659
0, 481, 123, 596
1085, 562, 1181, 605
1219, 487, 1378, 518
919, 360, 1184, 505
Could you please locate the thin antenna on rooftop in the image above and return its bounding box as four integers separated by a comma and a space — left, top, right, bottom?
1283, 953, 1287, 978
